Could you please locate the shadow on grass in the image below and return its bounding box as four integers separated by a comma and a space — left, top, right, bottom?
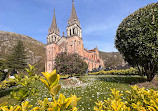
0, 87, 20, 98
96, 76, 146, 85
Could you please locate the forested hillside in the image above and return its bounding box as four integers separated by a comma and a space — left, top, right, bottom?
0, 31, 46, 73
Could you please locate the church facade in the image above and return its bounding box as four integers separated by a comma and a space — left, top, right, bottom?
45, 1, 104, 73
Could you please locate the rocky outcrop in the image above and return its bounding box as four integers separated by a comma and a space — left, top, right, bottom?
0, 31, 46, 73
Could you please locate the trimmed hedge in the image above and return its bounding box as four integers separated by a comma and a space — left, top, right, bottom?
89, 67, 138, 75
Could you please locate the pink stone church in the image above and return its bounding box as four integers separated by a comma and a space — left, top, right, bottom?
45, 1, 104, 73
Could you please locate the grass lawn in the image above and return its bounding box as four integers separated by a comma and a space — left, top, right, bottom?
0, 75, 146, 111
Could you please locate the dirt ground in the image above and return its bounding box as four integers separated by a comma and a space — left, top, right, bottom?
135, 78, 158, 90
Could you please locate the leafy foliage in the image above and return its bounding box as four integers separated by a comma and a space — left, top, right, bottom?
39, 71, 80, 110
94, 85, 158, 111
0, 79, 17, 90
10, 64, 40, 102
40, 70, 61, 96
55, 52, 88, 76
99, 51, 126, 69
115, 3, 158, 81
0, 70, 81, 111
89, 67, 138, 75
1, 68, 158, 111
6, 40, 27, 72
0, 59, 7, 81
0, 101, 33, 111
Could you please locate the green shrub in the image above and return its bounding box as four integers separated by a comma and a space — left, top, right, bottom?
89, 68, 138, 76
0, 59, 7, 81
0, 79, 17, 90
115, 3, 158, 81
9, 64, 40, 102
55, 52, 88, 76
0, 70, 80, 111
94, 85, 158, 111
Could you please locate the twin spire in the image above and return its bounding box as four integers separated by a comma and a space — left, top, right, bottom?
68, 0, 80, 26
49, 0, 80, 34
51, 9, 57, 31
49, 9, 59, 34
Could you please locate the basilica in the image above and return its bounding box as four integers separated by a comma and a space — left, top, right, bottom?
45, 1, 104, 73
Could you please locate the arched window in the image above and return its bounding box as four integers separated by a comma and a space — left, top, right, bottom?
52, 47, 53, 55
71, 45, 73, 52
74, 40, 76, 51
49, 64, 51, 70
54, 48, 56, 55
77, 29, 78, 36
70, 29, 71, 35
52, 35, 54, 41
73, 28, 75, 35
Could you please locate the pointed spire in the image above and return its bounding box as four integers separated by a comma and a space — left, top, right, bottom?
49, 9, 60, 34
68, 0, 80, 26
51, 9, 57, 30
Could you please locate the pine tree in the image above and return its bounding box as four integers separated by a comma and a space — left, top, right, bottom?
7, 40, 27, 71
0, 58, 7, 81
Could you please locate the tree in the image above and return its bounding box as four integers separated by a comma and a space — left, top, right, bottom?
54, 52, 88, 76
7, 40, 27, 72
115, 3, 158, 81
0, 58, 7, 81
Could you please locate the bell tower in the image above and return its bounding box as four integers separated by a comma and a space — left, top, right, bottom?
67, 0, 82, 38
47, 9, 61, 44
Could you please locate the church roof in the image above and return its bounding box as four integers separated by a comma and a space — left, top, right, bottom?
89, 49, 95, 52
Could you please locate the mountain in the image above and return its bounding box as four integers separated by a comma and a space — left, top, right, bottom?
0, 31, 46, 73
99, 51, 127, 69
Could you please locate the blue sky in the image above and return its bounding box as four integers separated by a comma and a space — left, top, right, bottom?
0, 0, 157, 52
